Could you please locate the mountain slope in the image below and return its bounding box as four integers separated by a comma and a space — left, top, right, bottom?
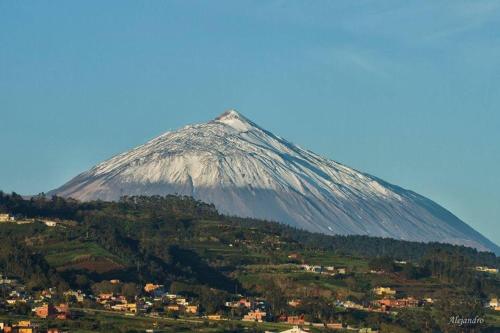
49, 110, 499, 254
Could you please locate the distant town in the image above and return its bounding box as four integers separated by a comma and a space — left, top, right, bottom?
1, 255, 499, 332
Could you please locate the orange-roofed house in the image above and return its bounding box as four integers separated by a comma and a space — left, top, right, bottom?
34, 304, 55, 318
167, 304, 180, 312
144, 283, 161, 293
242, 309, 267, 322
207, 314, 222, 320
185, 305, 198, 314
287, 315, 305, 325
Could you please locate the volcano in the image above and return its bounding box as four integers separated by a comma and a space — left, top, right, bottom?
49, 110, 499, 254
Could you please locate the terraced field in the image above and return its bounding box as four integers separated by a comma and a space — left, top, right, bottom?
40, 241, 127, 273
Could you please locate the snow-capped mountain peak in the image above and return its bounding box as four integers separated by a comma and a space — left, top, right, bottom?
49, 110, 499, 254
214, 109, 255, 132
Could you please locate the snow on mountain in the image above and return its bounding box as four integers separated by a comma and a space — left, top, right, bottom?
49, 110, 499, 254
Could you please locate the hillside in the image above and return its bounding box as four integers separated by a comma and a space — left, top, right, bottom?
1, 192, 499, 332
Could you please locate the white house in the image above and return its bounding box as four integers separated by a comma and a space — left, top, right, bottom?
490, 298, 499, 308
0, 213, 14, 222
42, 220, 58, 227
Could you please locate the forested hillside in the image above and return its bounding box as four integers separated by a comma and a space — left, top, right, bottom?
1, 192, 497, 266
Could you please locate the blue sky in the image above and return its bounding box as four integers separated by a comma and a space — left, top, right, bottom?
1, 1, 499, 245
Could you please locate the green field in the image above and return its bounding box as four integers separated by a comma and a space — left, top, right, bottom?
39, 241, 127, 271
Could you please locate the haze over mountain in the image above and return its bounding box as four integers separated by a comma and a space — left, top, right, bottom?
49, 110, 499, 254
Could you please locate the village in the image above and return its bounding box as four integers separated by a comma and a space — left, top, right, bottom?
2, 267, 500, 333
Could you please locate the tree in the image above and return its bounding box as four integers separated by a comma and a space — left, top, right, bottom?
433, 290, 485, 333
121, 282, 139, 301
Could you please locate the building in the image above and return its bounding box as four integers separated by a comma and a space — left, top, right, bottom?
286, 315, 305, 325
375, 297, 418, 311
175, 298, 189, 306
34, 304, 53, 318
41, 220, 57, 227
144, 283, 163, 293
207, 314, 222, 320
0, 275, 16, 285
237, 298, 252, 308
12, 321, 35, 333
55, 304, 70, 319
225, 298, 252, 308
242, 309, 267, 322
185, 305, 198, 314
373, 287, 396, 296
34, 303, 70, 319
0, 213, 14, 222
166, 304, 180, 312
490, 298, 500, 311
476, 266, 499, 274
63, 290, 84, 302
97, 293, 114, 304
326, 323, 343, 329
111, 303, 138, 313
337, 268, 346, 274
40, 289, 54, 299
301, 264, 322, 273
343, 300, 364, 310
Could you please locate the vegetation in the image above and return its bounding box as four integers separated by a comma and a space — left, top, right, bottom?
0, 191, 499, 332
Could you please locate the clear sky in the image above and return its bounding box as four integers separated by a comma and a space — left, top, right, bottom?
1, 1, 499, 245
